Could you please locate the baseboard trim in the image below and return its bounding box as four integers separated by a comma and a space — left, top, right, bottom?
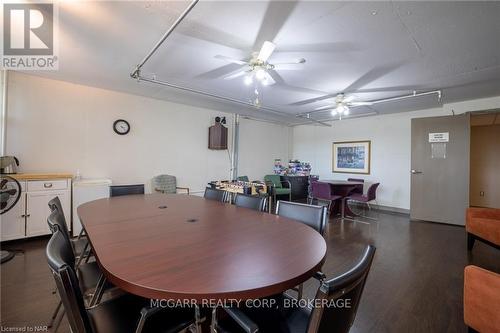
349, 202, 410, 215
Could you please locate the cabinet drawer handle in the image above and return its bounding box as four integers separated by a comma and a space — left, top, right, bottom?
44, 183, 53, 188
21, 214, 30, 218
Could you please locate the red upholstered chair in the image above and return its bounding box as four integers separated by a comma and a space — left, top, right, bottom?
464, 265, 500, 333
466, 207, 500, 251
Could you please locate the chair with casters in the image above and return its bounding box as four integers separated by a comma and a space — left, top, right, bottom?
216, 245, 377, 333
346, 183, 380, 221
234, 194, 267, 212
264, 175, 292, 210
309, 181, 342, 213
109, 184, 145, 197
204, 187, 227, 202
152, 174, 190, 194
347, 178, 364, 195
276, 200, 328, 299
46, 228, 196, 333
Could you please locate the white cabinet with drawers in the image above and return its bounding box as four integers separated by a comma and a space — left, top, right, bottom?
1, 175, 72, 242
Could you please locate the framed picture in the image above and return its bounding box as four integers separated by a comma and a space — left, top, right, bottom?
332, 140, 371, 174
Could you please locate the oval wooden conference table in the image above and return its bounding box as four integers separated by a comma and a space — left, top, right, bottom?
78, 193, 327, 303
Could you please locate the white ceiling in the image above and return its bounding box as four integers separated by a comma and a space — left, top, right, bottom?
29, 1, 500, 124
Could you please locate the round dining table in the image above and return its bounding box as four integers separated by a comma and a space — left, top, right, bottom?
77, 193, 327, 304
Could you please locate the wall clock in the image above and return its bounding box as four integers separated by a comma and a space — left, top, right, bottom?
113, 119, 130, 135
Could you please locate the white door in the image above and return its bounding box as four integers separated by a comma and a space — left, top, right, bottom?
0, 193, 26, 241
26, 191, 71, 237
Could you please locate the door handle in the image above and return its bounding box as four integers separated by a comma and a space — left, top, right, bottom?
411, 170, 423, 174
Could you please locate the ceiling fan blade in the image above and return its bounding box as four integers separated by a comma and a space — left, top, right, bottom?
214, 55, 248, 65
349, 101, 374, 106
314, 105, 336, 112
343, 95, 355, 103
272, 58, 306, 65
343, 63, 403, 93
267, 69, 285, 85
253, 0, 298, 50
195, 63, 245, 80
257, 41, 276, 62
262, 72, 276, 86
1, 201, 7, 210
289, 93, 338, 106
0, 179, 7, 189
224, 69, 249, 80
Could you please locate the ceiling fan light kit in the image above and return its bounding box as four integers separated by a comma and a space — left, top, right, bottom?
130, 0, 443, 127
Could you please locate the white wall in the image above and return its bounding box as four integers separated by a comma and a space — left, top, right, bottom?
238, 118, 292, 180
5, 72, 290, 193
292, 95, 500, 210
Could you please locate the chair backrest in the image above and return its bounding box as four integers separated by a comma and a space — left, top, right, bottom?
48, 196, 64, 216
237, 176, 249, 182
276, 201, 327, 235
47, 204, 71, 238
47, 229, 92, 333
264, 175, 282, 188
109, 184, 144, 197
204, 187, 226, 202
347, 178, 364, 183
308, 245, 376, 333
152, 175, 177, 194
234, 194, 266, 212
311, 181, 332, 200
366, 183, 380, 201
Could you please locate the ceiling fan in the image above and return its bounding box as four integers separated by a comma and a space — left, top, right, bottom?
214, 41, 306, 86
314, 93, 373, 117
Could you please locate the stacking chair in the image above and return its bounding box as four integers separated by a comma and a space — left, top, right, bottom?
346, 183, 380, 220
204, 187, 226, 202
234, 194, 267, 212
46, 228, 196, 333
309, 181, 342, 212
276, 201, 328, 299
109, 184, 144, 197
216, 245, 376, 333
152, 174, 190, 194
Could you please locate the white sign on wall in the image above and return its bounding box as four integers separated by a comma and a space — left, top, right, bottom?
428, 132, 449, 142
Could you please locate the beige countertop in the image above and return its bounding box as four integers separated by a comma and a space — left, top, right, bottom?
9, 173, 73, 180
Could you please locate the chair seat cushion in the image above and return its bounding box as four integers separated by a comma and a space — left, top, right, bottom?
274, 188, 291, 195
466, 217, 500, 246
347, 194, 368, 202
88, 294, 194, 333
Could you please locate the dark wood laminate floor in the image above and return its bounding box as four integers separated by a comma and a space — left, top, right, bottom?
1, 211, 499, 332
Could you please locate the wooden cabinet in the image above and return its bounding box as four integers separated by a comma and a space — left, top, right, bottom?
1, 176, 71, 242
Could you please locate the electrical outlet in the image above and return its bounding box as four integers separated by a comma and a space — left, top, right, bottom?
479, 191, 485, 197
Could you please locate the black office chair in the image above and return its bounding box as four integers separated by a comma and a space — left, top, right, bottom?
234, 194, 267, 212
48, 197, 89, 264
46, 210, 116, 331
109, 184, 145, 197
216, 245, 376, 333
204, 187, 226, 202
276, 201, 328, 236
276, 201, 328, 299
46, 228, 196, 333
